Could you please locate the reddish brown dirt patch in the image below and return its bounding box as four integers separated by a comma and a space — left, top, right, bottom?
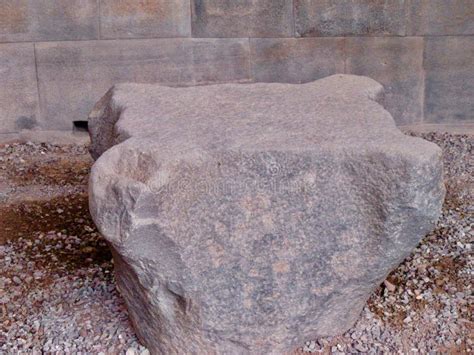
0, 193, 95, 244
5, 156, 90, 187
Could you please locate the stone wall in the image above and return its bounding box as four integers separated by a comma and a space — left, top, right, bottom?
1, 0, 473, 133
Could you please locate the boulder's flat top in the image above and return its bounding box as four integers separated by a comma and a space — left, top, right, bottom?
89, 74, 429, 159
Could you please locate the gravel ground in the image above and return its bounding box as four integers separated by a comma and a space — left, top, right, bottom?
0, 132, 472, 354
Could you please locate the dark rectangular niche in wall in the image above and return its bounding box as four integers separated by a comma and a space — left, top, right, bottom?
73, 120, 89, 132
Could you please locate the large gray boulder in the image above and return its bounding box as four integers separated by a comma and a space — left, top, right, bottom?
88, 75, 445, 354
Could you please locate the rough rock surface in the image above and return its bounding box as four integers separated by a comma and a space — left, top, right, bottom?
88, 74, 445, 354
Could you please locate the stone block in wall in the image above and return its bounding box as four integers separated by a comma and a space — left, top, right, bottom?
100, 0, 190, 39
250, 38, 345, 84
35, 39, 250, 130
0, 0, 98, 42
295, 0, 407, 37
191, 0, 293, 37
0, 43, 39, 133
345, 37, 424, 125
424, 37, 474, 123
407, 0, 474, 35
